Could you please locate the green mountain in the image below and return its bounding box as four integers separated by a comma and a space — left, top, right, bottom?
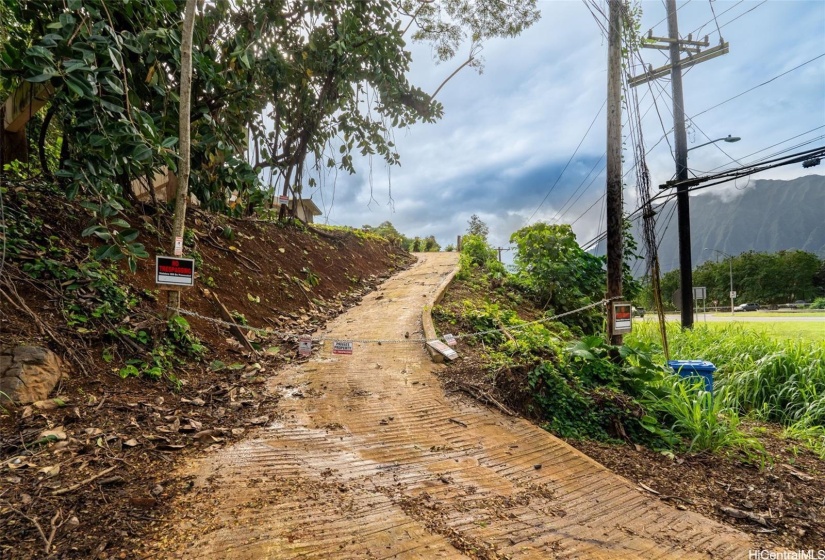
631, 174, 825, 273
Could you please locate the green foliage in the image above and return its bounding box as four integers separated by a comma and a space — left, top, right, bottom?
302, 267, 320, 288
642, 375, 763, 455
810, 297, 825, 310
118, 316, 205, 384
656, 250, 825, 308
2, 0, 540, 272
466, 214, 489, 240
528, 354, 658, 443
782, 421, 825, 460
510, 223, 604, 331
456, 234, 505, 281
629, 322, 825, 456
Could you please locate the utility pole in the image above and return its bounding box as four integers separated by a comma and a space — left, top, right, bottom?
667, 0, 693, 330
630, 0, 729, 329
495, 247, 511, 263
606, 0, 623, 345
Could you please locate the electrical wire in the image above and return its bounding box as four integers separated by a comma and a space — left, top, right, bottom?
525, 99, 606, 224
689, 0, 744, 37
693, 53, 825, 119
647, 0, 693, 37
692, 132, 825, 175
550, 155, 604, 223
707, 0, 723, 39
717, 0, 768, 32
554, 78, 675, 226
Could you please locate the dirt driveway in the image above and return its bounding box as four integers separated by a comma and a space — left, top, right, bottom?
157, 253, 753, 559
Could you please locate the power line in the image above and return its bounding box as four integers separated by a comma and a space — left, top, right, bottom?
554, 81, 675, 225
717, 0, 768, 32
668, 145, 825, 191
707, 0, 722, 39
579, 129, 825, 251
526, 99, 606, 224
647, 0, 693, 36
691, 128, 825, 174
550, 154, 604, 223
689, 0, 744, 37
693, 53, 825, 119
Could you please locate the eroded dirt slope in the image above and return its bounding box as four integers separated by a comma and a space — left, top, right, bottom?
152, 252, 754, 559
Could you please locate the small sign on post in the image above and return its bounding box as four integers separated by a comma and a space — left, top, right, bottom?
332, 340, 353, 355
730, 290, 737, 299
693, 286, 707, 300
156, 256, 195, 287
278, 195, 289, 206
612, 301, 632, 335
298, 335, 312, 357
174, 236, 183, 257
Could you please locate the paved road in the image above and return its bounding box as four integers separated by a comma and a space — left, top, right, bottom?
162, 253, 753, 559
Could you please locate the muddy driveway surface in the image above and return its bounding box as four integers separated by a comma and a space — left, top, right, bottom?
156, 253, 753, 559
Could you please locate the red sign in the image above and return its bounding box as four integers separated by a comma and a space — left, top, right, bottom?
156, 256, 195, 287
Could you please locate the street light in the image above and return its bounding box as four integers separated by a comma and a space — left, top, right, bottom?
705, 247, 735, 316
688, 135, 741, 152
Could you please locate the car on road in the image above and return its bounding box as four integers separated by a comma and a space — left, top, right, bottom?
734, 303, 760, 312
632, 306, 645, 318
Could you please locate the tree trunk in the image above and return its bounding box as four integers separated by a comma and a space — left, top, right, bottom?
168, 0, 198, 316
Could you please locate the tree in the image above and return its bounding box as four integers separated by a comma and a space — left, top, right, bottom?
467, 214, 489, 240
510, 223, 605, 331
1, 0, 539, 266
169, 0, 198, 315
423, 235, 441, 252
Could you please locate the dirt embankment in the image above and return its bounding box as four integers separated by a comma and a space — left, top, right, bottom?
0, 186, 413, 559
432, 275, 825, 552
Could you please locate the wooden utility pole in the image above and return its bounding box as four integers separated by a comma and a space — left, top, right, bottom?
630, 0, 729, 329
168, 0, 198, 316
606, 0, 624, 345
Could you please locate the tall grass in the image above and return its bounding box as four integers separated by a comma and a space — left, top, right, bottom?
644, 375, 762, 455
628, 323, 825, 453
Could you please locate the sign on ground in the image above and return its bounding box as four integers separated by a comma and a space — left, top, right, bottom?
298, 335, 312, 357
427, 340, 458, 361
332, 340, 353, 355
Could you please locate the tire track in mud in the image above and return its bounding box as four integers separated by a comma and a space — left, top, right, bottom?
159, 253, 753, 559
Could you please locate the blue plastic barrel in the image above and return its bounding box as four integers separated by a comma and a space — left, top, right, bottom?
667, 360, 716, 393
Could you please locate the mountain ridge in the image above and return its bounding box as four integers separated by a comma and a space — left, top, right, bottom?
624, 174, 825, 272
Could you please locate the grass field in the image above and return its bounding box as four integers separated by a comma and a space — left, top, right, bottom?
649, 316, 825, 342
693, 319, 825, 342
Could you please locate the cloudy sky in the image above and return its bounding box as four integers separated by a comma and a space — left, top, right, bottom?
307, 0, 825, 257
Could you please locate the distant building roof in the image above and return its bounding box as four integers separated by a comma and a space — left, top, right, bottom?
290, 198, 322, 216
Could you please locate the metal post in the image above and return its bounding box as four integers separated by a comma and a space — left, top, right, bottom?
729, 257, 734, 316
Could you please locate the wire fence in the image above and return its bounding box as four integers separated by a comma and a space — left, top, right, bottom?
168, 296, 620, 354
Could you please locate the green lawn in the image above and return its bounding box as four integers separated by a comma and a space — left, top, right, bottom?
675, 319, 825, 342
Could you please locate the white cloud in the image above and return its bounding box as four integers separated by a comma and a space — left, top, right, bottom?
317, 0, 825, 254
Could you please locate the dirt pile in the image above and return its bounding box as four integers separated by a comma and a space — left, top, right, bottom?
0, 185, 413, 559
